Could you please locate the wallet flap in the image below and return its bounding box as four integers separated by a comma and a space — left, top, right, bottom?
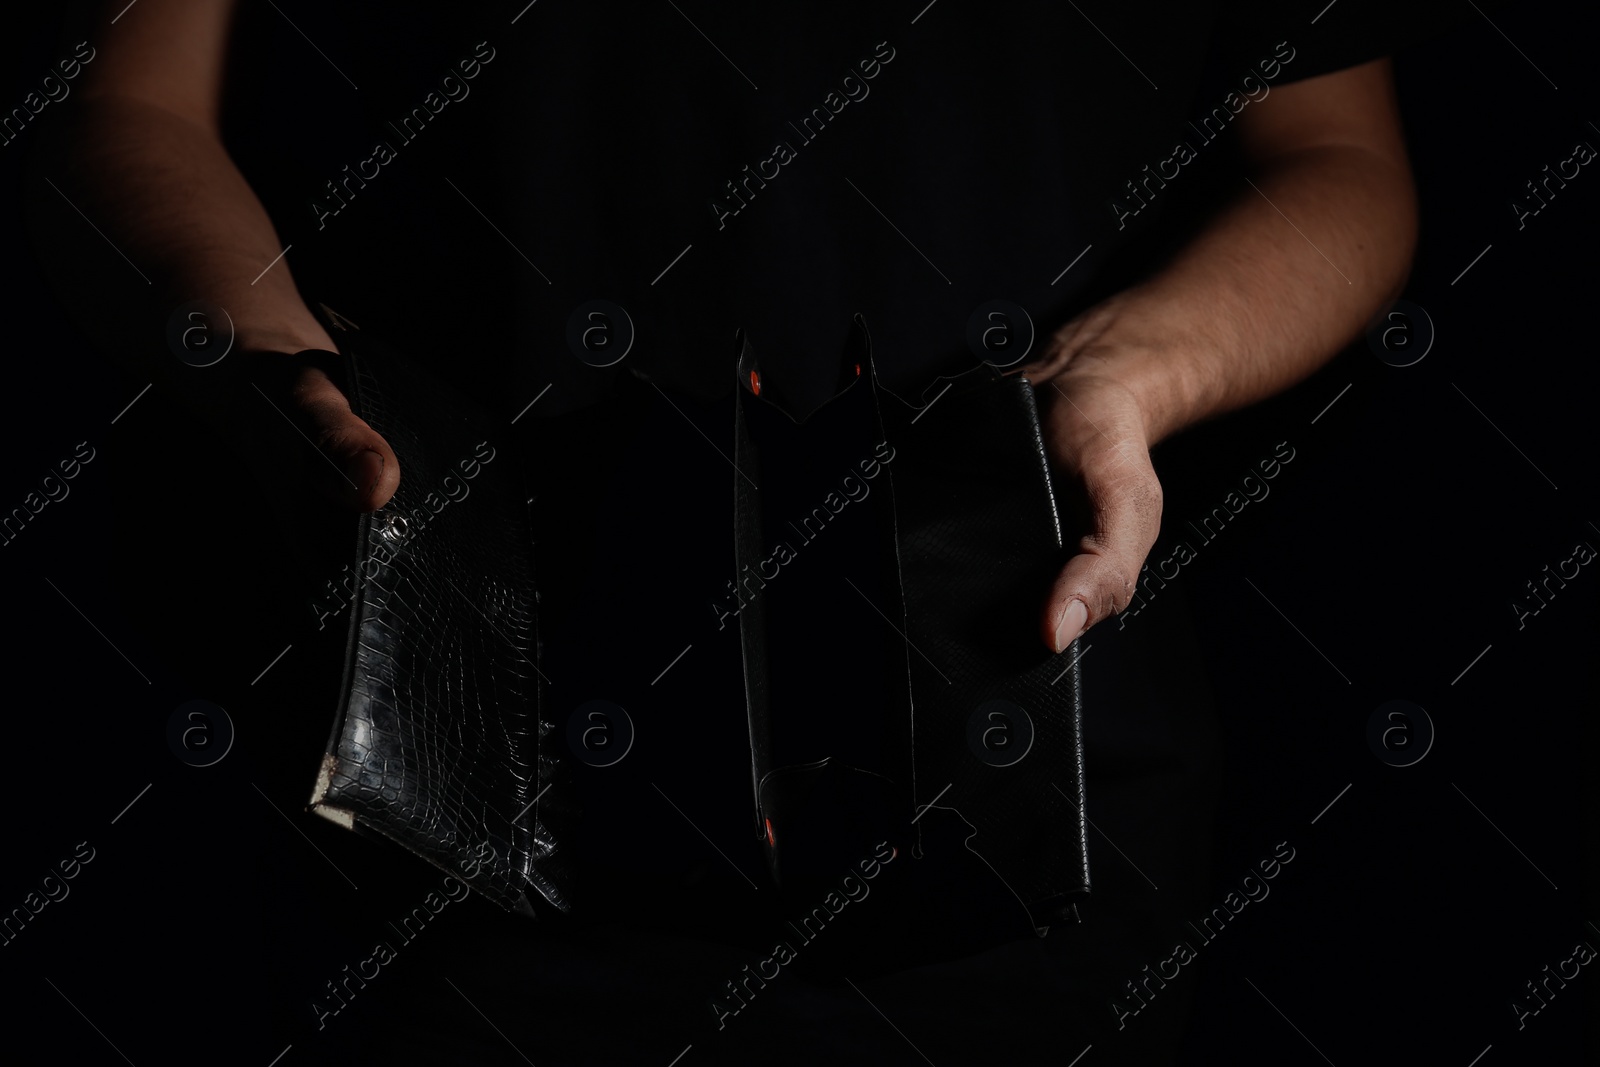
877, 361, 1091, 912
732, 314, 1090, 914
305, 307, 575, 914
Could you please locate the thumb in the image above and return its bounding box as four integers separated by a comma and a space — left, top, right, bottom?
289, 367, 401, 512
1041, 448, 1162, 652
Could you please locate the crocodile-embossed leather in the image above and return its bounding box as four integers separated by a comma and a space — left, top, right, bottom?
734, 315, 1089, 918
304, 310, 574, 914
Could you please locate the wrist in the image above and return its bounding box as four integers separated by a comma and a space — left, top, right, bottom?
1060, 288, 1232, 445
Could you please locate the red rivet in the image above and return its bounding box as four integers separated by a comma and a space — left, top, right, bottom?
749, 370, 761, 396
854, 363, 861, 377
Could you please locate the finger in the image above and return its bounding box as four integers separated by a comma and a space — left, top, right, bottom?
291, 368, 401, 511
1041, 449, 1162, 652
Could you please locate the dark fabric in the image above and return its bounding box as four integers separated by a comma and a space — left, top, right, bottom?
231, 0, 1433, 416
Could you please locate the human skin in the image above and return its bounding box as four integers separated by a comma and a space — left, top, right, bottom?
1018, 58, 1416, 651
26, 2, 1415, 650
26, 0, 398, 512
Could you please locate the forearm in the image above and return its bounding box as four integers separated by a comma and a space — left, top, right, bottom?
26, 96, 331, 382
1063, 141, 1417, 444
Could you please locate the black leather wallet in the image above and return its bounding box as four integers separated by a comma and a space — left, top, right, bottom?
299, 306, 1089, 929
734, 315, 1090, 926
303, 306, 575, 915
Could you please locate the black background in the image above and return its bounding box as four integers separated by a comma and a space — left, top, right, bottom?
0, 2, 1593, 1065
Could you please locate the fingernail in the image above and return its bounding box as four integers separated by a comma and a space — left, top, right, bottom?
1053, 599, 1088, 653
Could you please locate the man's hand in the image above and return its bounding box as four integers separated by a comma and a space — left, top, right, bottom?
1028, 361, 1162, 653
236, 353, 400, 512
1020, 291, 1167, 652
28, 0, 400, 513
1017, 58, 1417, 651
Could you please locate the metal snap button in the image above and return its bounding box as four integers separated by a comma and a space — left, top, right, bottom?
378, 512, 409, 543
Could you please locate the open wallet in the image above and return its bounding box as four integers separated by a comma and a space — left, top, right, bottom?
733, 314, 1091, 937
299, 305, 1090, 932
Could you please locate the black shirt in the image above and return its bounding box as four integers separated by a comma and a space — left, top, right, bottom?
237, 0, 1415, 417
